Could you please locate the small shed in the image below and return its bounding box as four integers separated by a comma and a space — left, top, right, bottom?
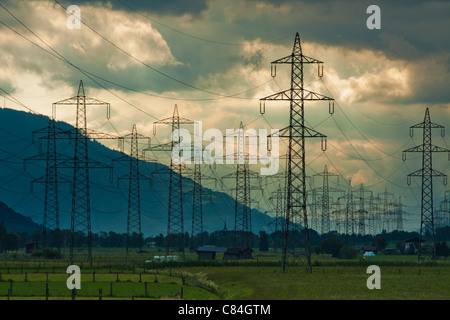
25, 242, 39, 254
197, 246, 227, 260
223, 247, 253, 260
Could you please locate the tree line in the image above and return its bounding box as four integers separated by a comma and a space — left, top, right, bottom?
2, 223, 449, 258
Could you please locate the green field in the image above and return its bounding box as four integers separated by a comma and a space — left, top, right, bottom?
0, 248, 449, 300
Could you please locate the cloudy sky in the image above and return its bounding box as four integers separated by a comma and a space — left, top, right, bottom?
1, 0, 450, 231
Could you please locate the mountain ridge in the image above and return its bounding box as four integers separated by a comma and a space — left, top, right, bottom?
0, 107, 275, 236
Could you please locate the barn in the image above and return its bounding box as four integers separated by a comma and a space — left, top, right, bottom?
223, 247, 253, 260
196, 246, 227, 260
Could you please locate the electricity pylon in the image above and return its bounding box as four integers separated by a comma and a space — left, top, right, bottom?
370, 194, 383, 235
222, 122, 263, 247
394, 196, 405, 232
113, 124, 152, 256
313, 165, 340, 234
403, 107, 450, 260
367, 192, 377, 235
355, 184, 371, 236
345, 180, 354, 235
269, 184, 285, 252
189, 148, 205, 251
24, 118, 71, 249
437, 192, 450, 228
334, 196, 346, 234
260, 32, 334, 273
52, 80, 113, 264
378, 188, 394, 233
143, 105, 198, 259
186, 148, 216, 251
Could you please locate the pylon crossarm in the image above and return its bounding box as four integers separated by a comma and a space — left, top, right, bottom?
410, 122, 445, 129
303, 89, 334, 101
32, 125, 68, 144
143, 142, 206, 154
431, 169, 447, 178
24, 153, 72, 167
56, 158, 111, 169
431, 145, 450, 153
303, 126, 327, 139
260, 89, 291, 101
53, 99, 111, 120
53, 96, 110, 106
302, 55, 324, 64
29, 175, 70, 193
39, 128, 120, 141
260, 88, 333, 102
403, 145, 424, 153
143, 142, 173, 152
271, 54, 323, 65
267, 126, 289, 139
154, 116, 195, 126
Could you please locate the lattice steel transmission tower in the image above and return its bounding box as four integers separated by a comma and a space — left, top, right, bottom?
437, 191, 450, 228
260, 32, 334, 273
190, 148, 204, 251
378, 188, 394, 233
394, 196, 405, 232
222, 122, 262, 247
403, 107, 450, 260
52, 80, 113, 264
313, 165, 340, 234
269, 184, 285, 252
310, 186, 318, 232
345, 180, 354, 235
187, 148, 216, 251
355, 184, 370, 236
113, 124, 152, 256
334, 195, 346, 234
367, 192, 377, 235
143, 105, 195, 259
24, 118, 71, 249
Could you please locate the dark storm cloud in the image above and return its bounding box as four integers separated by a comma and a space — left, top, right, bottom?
243, 0, 450, 61
58, 0, 210, 16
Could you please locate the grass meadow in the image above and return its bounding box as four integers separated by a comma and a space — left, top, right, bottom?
0, 248, 449, 300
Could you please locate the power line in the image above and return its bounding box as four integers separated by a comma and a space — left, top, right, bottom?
115, 0, 296, 47
52, 0, 275, 100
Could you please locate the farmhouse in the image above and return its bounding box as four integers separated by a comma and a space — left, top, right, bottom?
223, 247, 253, 260
196, 245, 227, 260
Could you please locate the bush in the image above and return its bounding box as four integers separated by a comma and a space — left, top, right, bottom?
182, 272, 218, 293
435, 242, 449, 258
31, 250, 45, 258
339, 245, 357, 259
31, 248, 62, 259
42, 247, 62, 259
318, 238, 345, 258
